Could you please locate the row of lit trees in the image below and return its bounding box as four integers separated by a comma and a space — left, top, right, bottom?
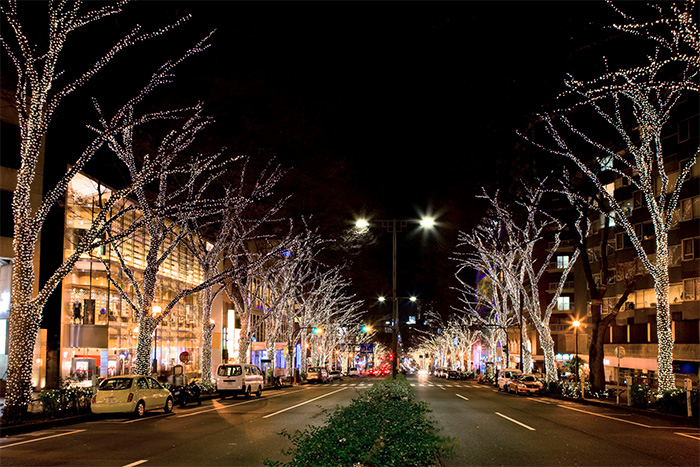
0, 0, 365, 422
452, 1, 698, 391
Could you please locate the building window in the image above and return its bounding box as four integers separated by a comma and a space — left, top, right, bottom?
670, 283, 684, 304
682, 238, 698, 261
670, 245, 682, 267
556, 256, 569, 269
634, 222, 654, 240
557, 296, 570, 311
683, 278, 699, 301
681, 197, 700, 221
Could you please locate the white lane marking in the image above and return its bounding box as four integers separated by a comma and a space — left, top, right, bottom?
263, 388, 347, 418
456, 394, 469, 401
675, 432, 700, 440
495, 412, 536, 431
557, 405, 651, 428
121, 413, 173, 424
0, 429, 87, 449
122, 461, 149, 467
177, 389, 306, 418
440, 386, 446, 391
531, 398, 551, 404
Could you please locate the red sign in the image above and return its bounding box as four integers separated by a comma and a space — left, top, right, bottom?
179, 351, 190, 364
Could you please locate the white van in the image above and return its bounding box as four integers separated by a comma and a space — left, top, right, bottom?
215, 363, 264, 399
497, 368, 522, 392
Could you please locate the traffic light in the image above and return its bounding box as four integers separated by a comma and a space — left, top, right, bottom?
361, 325, 371, 333
312, 327, 323, 335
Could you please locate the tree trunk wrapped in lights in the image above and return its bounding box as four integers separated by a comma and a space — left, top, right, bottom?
0, 0, 211, 421
480, 187, 580, 382
522, 1, 698, 391
185, 157, 287, 383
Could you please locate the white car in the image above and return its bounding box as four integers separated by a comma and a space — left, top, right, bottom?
215, 363, 264, 398
507, 374, 544, 395
347, 367, 359, 377
497, 368, 522, 392
91, 375, 173, 418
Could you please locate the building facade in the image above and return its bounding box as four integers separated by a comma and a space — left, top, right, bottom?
59, 172, 205, 384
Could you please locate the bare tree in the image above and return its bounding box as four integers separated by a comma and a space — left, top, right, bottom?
184, 156, 287, 383
480, 188, 580, 382
523, 1, 698, 390
0, 0, 209, 420
454, 216, 522, 369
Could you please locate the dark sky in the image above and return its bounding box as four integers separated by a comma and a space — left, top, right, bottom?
40, 1, 619, 321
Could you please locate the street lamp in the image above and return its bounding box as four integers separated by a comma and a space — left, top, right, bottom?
573, 319, 580, 385
355, 216, 436, 378
152, 305, 162, 375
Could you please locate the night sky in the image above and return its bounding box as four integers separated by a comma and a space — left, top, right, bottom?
39, 1, 620, 324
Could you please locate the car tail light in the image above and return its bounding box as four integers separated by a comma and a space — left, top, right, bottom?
127, 393, 134, 402
91, 395, 97, 404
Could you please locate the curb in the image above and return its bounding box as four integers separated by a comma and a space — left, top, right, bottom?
547, 393, 699, 427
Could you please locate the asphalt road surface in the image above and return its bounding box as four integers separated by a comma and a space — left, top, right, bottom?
1, 375, 698, 466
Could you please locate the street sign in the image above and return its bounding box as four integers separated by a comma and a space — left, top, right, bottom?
360, 343, 373, 354
179, 351, 190, 363
614, 346, 625, 359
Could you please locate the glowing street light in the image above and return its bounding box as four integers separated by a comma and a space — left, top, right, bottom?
354, 215, 437, 378
355, 219, 370, 229
419, 217, 435, 228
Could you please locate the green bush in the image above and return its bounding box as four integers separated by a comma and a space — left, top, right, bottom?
266, 375, 455, 466
653, 388, 699, 417
38, 386, 95, 418
630, 384, 651, 408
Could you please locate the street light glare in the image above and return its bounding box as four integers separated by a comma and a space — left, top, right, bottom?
355, 219, 369, 228
573, 320, 581, 327
410, 296, 417, 302
378, 296, 386, 302
419, 217, 435, 228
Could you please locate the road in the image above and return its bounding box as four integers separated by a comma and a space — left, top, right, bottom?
0, 375, 697, 466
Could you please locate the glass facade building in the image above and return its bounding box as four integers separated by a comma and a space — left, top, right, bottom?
59, 173, 204, 383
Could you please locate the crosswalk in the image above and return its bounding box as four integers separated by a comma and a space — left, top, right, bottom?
326, 381, 487, 389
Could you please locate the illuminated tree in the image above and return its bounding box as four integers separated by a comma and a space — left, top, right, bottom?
551, 180, 643, 392
478, 188, 580, 382
226, 223, 321, 366
102, 107, 276, 377
523, 1, 698, 390
0, 0, 208, 421
455, 216, 522, 369
184, 157, 286, 383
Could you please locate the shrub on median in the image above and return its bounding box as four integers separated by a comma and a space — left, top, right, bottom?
266, 375, 456, 466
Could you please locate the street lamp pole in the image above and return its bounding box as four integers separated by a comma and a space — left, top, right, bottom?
391, 219, 398, 378
573, 319, 580, 385
356, 216, 434, 379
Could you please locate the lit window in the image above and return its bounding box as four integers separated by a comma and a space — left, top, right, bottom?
556, 256, 569, 269
557, 296, 570, 311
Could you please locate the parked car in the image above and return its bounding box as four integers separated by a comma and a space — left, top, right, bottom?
215, 363, 264, 398
329, 370, 344, 381
497, 368, 522, 392
91, 375, 173, 418
446, 370, 461, 380
507, 373, 544, 395
306, 366, 330, 383
347, 367, 359, 377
